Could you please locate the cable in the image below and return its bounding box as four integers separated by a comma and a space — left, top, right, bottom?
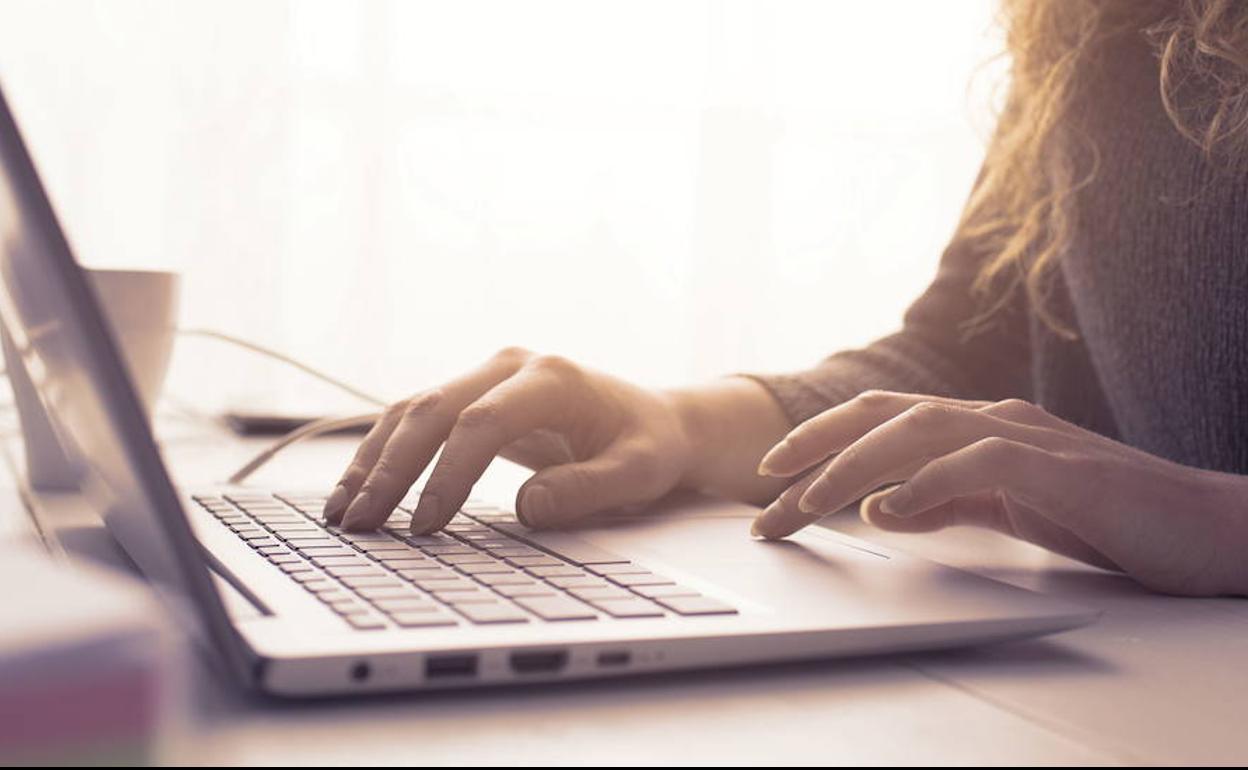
226, 411, 381, 485
176, 328, 388, 484
178, 328, 388, 407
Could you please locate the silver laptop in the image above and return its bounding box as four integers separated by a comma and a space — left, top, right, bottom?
0, 84, 1096, 696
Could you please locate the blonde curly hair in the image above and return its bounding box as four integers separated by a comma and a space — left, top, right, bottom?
962, 0, 1248, 337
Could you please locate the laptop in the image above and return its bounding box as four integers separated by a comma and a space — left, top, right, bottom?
0, 84, 1097, 696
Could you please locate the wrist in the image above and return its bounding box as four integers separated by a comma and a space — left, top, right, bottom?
664, 376, 793, 503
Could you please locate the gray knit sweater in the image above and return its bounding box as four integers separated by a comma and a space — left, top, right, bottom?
752, 26, 1248, 475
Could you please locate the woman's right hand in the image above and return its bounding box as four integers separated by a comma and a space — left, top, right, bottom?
321, 347, 696, 534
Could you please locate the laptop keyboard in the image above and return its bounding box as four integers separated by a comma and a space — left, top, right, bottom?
192, 492, 736, 631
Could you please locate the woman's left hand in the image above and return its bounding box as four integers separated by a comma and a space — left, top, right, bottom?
752, 390, 1248, 597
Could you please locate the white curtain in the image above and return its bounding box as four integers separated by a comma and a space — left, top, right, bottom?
0, 0, 1001, 416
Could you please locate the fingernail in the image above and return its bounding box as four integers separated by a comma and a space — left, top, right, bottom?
520, 484, 553, 526
757, 441, 790, 476
411, 492, 440, 533
751, 502, 782, 539
340, 490, 372, 530
880, 485, 911, 515
322, 483, 350, 521
797, 485, 827, 514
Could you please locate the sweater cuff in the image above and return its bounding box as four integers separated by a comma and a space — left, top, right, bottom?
736, 371, 861, 428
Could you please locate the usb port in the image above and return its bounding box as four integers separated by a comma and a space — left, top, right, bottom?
424, 654, 478, 679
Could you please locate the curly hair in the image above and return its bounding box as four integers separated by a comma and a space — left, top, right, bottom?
961, 0, 1248, 337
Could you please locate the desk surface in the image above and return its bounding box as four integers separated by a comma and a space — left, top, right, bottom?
17, 416, 1248, 766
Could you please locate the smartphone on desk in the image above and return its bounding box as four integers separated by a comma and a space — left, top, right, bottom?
222, 410, 372, 436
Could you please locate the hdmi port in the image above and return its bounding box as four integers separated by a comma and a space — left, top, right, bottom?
509, 649, 569, 674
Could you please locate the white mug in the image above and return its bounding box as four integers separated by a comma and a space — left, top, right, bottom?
4, 267, 180, 491
87, 268, 181, 413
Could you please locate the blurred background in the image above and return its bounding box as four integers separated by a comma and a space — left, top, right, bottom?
0, 0, 1002, 416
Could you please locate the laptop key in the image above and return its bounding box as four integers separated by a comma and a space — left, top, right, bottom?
268, 554, 303, 565
546, 575, 610, 590
339, 575, 404, 589
453, 561, 515, 575
421, 545, 476, 556
402, 534, 459, 547
631, 583, 700, 599
455, 603, 529, 624
506, 556, 563, 568
340, 532, 399, 543
473, 572, 536, 586
526, 565, 585, 578
493, 583, 557, 598
330, 601, 372, 616
355, 586, 421, 600
296, 545, 356, 558
345, 614, 388, 630
395, 567, 459, 581
515, 595, 596, 621
437, 553, 496, 565
409, 576, 478, 592
374, 555, 439, 568
656, 595, 737, 616
373, 597, 435, 613
568, 585, 633, 601
354, 541, 416, 553
311, 556, 373, 568
283, 533, 338, 542
266, 523, 320, 533
590, 597, 664, 618
609, 572, 675, 587
278, 561, 315, 574
486, 546, 542, 558
587, 562, 650, 576
390, 611, 458, 628
433, 589, 498, 604
323, 565, 389, 578
302, 580, 341, 594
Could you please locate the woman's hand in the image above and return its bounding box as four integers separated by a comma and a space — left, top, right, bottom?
753, 390, 1248, 597
323, 347, 694, 534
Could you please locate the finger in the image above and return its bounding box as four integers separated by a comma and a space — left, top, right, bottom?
338, 348, 530, 530
518, 438, 675, 528
758, 390, 991, 478
498, 430, 576, 471
878, 436, 1114, 552
861, 486, 1007, 532
411, 359, 577, 533
796, 402, 1067, 516
749, 460, 831, 539
323, 402, 405, 523
868, 446, 1123, 566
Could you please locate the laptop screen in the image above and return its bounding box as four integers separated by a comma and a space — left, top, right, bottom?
0, 83, 250, 680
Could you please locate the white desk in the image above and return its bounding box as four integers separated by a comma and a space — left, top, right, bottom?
16, 417, 1248, 765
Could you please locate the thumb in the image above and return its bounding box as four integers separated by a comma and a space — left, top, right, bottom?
516, 440, 668, 528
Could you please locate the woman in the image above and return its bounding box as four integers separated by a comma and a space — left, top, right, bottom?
324, 0, 1248, 597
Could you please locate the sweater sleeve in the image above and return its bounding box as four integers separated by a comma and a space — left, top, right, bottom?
747, 177, 1034, 426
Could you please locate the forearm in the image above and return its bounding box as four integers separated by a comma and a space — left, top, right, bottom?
667, 376, 795, 505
